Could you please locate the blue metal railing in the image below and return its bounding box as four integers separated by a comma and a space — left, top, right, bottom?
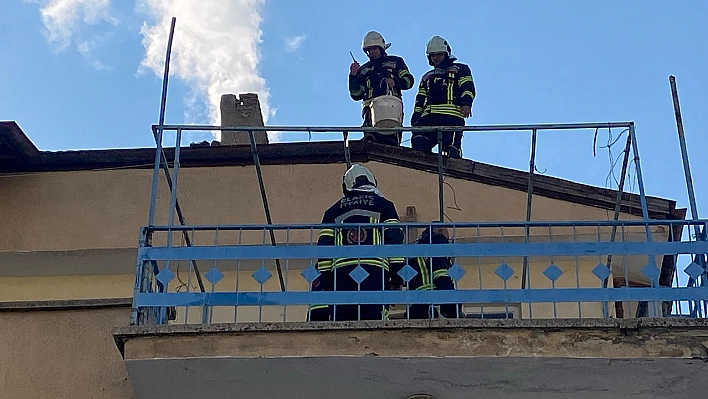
131, 220, 708, 325
132, 121, 707, 324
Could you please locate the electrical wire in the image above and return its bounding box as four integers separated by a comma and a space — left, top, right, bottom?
600, 128, 629, 190
0, 162, 157, 178
440, 154, 463, 222
173, 233, 197, 293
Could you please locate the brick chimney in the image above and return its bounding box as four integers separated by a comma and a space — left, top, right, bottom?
220, 93, 269, 145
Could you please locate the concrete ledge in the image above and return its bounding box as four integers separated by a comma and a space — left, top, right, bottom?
125, 357, 708, 399
115, 318, 708, 361
1, 297, 132, 312
114, 317, 708, 337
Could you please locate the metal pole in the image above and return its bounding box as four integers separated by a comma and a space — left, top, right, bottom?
629, 123, 661, 317
145, 17, 205, 293
628, 124, 651, 226
670, 76, 700, 223
151, 127, 205, 292
437, 131, 444, 222
521, 129, 537, 290
343, 130, 352, 169
148, 17, 176, 227
248, 130, 286, 292
604, 133, 632, 317
166, 128, 182, 232
670, 75, 706, 316
147, 129, 164, 228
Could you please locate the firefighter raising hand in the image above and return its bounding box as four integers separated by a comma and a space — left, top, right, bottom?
349, 61, 360, 76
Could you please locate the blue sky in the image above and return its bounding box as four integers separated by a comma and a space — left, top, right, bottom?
2, 0, 708, 220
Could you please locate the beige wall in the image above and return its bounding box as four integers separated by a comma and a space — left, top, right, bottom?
0, 161, 646, 252
0, 275, 134, 302
0, 305, 135, 399
0, 161, 666, 314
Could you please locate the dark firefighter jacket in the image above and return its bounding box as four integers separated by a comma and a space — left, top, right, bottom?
349, 53, 414, 106
390, 231, 454, 290
313, 190, 405, 294
412, 57, 476, 122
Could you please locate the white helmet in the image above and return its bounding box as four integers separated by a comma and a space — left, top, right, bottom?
426, 35, 451, 55
362, 31, 391, 51
343, 164, 377, 194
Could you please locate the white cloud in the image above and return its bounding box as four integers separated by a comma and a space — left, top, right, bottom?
34, 0, 118, 51
77, 39, 112, 70
137, 0, 271, 140
285, 34, 305, 53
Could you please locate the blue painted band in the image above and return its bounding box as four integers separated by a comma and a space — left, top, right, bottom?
143, 219, 708, 232
135, 286, 708, 307
139, 241, 708, 261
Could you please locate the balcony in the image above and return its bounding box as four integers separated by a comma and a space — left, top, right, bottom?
114, 122, 708, 398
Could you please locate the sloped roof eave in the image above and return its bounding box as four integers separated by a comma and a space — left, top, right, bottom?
0, 123, 681, 220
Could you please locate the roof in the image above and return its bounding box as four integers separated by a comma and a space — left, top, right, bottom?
0, 121, 39, 163
0, 121, 684, 220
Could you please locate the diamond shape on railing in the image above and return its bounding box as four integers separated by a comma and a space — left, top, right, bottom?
684, 262, 704, 280
301, 264, 321, 283
349, 265, 370, 284
397, 264, 418, 283
252, 266, 272, 285
495, 263, 514, 281
641, 264, 660, 282
447, 264, 466, 282
543, 263, 563, 282
592, 263, 612, 281
204, 267, 224, 285
155, 268, 174, 285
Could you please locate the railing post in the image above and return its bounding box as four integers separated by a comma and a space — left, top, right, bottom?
131, 227, 150, 325
628, 124, 651, 226
521, 129, 537, 318
521, 129, 537, 289
147, 126, 163, 228
248, 130, 286, 292
437, 130, 444, 222
343, 130, 352, 169
628, 123, 661, 316
605, 133, 633, 318
166, 128, 182, 230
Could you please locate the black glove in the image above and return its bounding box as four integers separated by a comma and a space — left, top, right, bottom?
389, 273, 404, 290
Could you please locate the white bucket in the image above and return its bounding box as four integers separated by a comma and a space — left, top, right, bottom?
369, 95, 403, 129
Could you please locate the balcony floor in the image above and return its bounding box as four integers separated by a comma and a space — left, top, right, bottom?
115, 318, 708, 399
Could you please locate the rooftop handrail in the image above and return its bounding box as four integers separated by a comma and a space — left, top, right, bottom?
142, 219, 707, 232
152, 121, 634, 133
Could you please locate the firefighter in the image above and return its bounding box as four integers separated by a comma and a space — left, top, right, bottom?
308, 164, 405, 321
349, 31, 415, 146
397, 226, 459, 319
411, 36, 476, 159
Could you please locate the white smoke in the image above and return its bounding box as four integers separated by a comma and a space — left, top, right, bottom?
137, 0, 270, 140
33, 0, 117, 51
285, 34, 306, 53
